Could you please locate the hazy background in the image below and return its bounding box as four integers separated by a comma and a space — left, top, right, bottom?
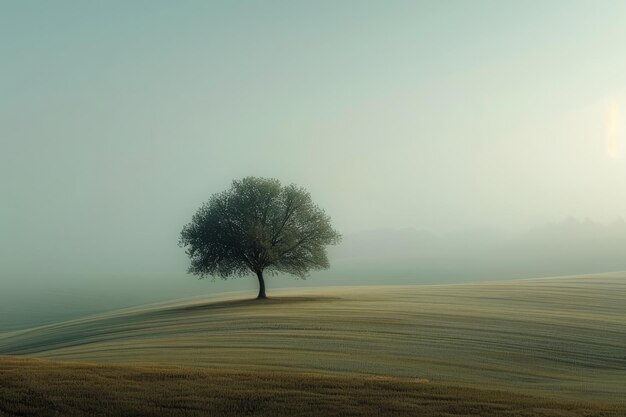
3, 1, 626, 330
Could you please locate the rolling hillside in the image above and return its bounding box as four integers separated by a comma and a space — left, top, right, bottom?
1, 273, 625, 404
1, 356, 623, 417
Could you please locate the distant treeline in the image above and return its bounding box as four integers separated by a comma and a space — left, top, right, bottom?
328, 218, 626, 283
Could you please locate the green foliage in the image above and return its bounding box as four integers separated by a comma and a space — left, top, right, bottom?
179, 177, 341, 280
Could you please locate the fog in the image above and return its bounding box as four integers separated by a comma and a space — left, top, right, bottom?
3, 1, 626, 330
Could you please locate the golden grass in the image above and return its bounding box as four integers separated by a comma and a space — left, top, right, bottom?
1, 273, 625, 405
1, 355, 623, 417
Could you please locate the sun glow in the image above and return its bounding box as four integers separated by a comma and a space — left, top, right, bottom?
606, 101, 622, 160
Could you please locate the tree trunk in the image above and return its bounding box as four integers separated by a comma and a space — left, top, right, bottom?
256, 270, 267, 299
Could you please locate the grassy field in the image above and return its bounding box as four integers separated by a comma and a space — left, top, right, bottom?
1, 355, 623, 417
1, 273, 625, 415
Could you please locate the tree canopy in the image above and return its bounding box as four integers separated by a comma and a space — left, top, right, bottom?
179, 177, 341, 299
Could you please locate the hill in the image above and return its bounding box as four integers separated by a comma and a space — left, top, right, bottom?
1, 273, 624, 409
1, 355, 623, 417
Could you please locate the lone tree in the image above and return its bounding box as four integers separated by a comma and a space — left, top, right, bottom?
179, 177, 341, 299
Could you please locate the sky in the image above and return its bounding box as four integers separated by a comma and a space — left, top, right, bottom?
3, 1, 626, 328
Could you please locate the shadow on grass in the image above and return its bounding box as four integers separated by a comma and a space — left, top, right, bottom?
156, 295, 343, 315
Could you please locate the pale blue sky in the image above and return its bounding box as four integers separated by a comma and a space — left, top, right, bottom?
2, 1, 626, 299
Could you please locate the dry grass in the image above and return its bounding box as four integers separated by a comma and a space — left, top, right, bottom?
1, 273, 625, 415
0, 355, 623, 417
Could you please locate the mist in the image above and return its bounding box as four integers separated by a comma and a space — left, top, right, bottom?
3, 1, 626, 330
